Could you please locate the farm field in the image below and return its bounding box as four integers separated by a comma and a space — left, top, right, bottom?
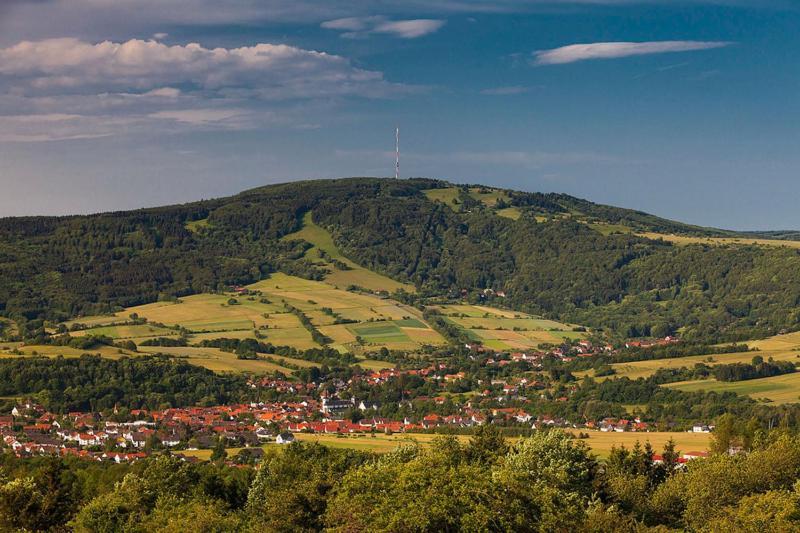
638, 232, 800, 249
496, 207, 521, 220
581, 329, 800, 382
604, 349, 800, 381
664, 372, 800, 404
136, 346, 297, 374
179, 430, 708, 460
563, 430, 711, 458
282, 211, 415, 293
432, 304, 587, 350
71, 324, 180, 340
424, 186, 511, 208
60, 272, 445, 355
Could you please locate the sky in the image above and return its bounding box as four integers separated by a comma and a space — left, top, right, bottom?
0, 0, 798, 230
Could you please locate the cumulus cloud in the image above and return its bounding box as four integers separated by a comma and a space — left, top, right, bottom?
0, 37, 412, 142
0, 38, 402, 98
322, 16, 445, 39
533, 40, 733, 65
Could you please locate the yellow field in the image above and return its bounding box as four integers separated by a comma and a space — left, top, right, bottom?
433, 304, 586, 351
665, 372, 800, 404
638, 232, 800, 249
59, 270, 444, 356
563, 430, 711, 457
746, 331, 800, 351
71, 324, 179, 340
496, 207, 521, 220
282, 212, 415, 293
605, 350, 800, 381
424, 187, 460, 204
354, 358, 395, 371
137, 346, 296, 374
591, 329, 800, 382
179, 430, 708, 460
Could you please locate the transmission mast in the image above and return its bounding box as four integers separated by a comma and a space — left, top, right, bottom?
395, 127, 400, 179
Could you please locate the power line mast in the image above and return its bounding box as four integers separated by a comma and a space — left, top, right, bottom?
395, 126, 400, 179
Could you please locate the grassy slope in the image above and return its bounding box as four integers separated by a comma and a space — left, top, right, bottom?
581, 331, 800, 404
432, 304, 586, 350
283, 211, 416, 293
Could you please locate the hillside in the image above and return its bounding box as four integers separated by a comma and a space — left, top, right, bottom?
2, 177, 800, 343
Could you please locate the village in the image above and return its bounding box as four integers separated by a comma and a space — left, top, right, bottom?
0, 335, 710, 466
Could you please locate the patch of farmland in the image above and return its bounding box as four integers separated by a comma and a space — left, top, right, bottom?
496, 207, 521, 220
637, 232, 800, 249
348, 322, 411, 344
71, 324, 179, 340
608, 350, 800, 381
746, 331, 800, 352
63, 315, 130, 328
137, 346, 295, 374
664, 372, 800, 404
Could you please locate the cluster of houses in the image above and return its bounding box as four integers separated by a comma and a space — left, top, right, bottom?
4, 391, 712, 464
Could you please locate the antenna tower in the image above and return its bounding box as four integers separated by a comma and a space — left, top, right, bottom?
395, 127, 400, 179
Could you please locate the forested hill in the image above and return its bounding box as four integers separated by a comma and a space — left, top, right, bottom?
2, 177, 800, 342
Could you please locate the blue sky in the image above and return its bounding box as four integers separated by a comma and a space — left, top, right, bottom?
0, 0, 797, 230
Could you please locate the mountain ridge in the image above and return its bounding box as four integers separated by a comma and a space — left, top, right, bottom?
2, 177, 800, 343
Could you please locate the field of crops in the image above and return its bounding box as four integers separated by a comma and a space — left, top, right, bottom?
637, 232, 800, 249
432, 304, 587, 350
664, 373, 800, 404
56, 270, 445, 364
179, 430, 709, 460
591, 331, 800, 403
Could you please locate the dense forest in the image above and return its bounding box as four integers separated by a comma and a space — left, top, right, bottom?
3, 427, 800, 531
2, 177, 800, 341
0, 355, 251, 412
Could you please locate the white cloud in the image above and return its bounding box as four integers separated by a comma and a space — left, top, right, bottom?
0, 38, 402, 99
533, 41, 733, 65
0, 37, 414, 142
322, 16, 445, 39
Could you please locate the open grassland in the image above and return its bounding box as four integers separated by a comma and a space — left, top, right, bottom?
638, 232, 800, 249
0, 344, 135, 359
496, 207, 521, 220
61, 272, 445, 356
605, 350, 800, 381
184, 218, 211, 233
424, 187, 511, 208
248, 273, 444, 352
746, 331, 800, 351
433, 304, 586, 350
587, 331, 800, 382
664, 373, 800, 404
136, 346, 297, 374
563, 430, 711, 458
180, 430, 707, 460
282, 211, 415, 293
71, 324, 179, 340
424, 187, 460, 205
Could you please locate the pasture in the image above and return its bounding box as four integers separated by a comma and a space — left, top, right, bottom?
496, 207, 521, 220
665, 372, 800, 404
433, 304, 587, 351
179, 430, 708, 460
424, 187, 512, 208
281, 211, 415, 293
580, 330, 800, 382
638, 232, 800, 249
58, 271, 446, 358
